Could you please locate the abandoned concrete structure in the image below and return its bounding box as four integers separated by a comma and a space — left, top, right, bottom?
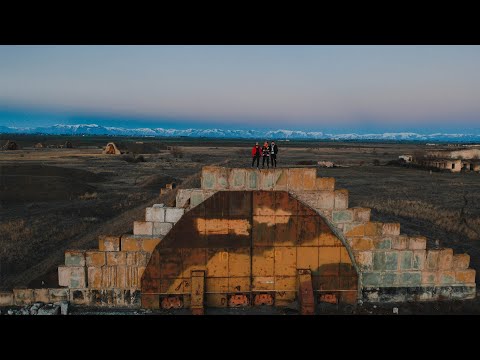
0, 167, 476, 313
415, 148, 480, 172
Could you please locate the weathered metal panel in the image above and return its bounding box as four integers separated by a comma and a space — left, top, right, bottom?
206, 249, 229, 277
141, 190, 358, 310
252, 247, 274, 276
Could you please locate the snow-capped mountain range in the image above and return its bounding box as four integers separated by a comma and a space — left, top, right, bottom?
1, 124, 479, 142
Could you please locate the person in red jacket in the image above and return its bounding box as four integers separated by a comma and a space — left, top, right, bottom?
251, 142, 261, 168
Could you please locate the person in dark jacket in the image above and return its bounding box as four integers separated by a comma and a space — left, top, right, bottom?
270, 141, 278, 168
262, 141, 270, 168
251, 142, 261, 168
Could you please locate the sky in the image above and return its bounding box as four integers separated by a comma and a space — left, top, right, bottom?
0, 45, 479, 133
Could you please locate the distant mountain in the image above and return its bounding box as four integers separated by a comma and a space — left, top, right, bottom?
1, 123, 480, 142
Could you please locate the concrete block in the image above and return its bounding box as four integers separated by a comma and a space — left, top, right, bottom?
352, 207, 371, 222
287, 168, 305, 191
392, 235, 409, 250
303, 169, 317, 190
106, 251, 127, 266
455, 269, 475, 284
259, 169, 276, 190
438, 249, 453, 270
160, 188, 171, 195
98, 235, 120, 251
348, 237, 374, 250
315, 177, 335, 191
409, 236, 427, 250
364, 222, 382, 236
373, 251, 386, 271
229, 168, 247, 190
273, 169, 288, 191
412, 250, 426, 270
165, 208, 185, 223
215, 167, 229, 190
13, 288, 34, 305
70, 289, 92, 305
65, 250, 86, 266
85, 251, 106, 267
382, 223, 400, 236
136, 252, 150, 266
247, 169, 259, 190
116, 266, 127, 288
153, 222, 172, 236
125, 266, 140, 288
422, 271, 438, 285
88, 267, 103, 288
426, 250, 440, 270
439, 271, 456, 285
145, 207, 165, 222
315, 190, 335, 209
101, 266, 117, 288
176, 189, 193, 208
354, 251, 373, 270
383, 272, 399, 286
58, 266, 86, 288
399, 251, 413, 270
0, 292, 14, 306
332, 209, 354, 223
126, 252, 136, 266
400, 272, 422, 286
362, 272, 383, 287
344, 223, 365, 237
334, 189, 348, 209
121, 236, 142, 252
372, 236, 391, 249
141, 238, 161, 252
385, 251, 399, 271
133, 221, 153, 236
190, 190, 204, 207
453, 254, 470, 270
33, 288, 50, 303
49, 288, 69, 302
201, 166, 217, 189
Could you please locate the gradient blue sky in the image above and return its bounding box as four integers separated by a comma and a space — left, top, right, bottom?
1, 45, 479, 133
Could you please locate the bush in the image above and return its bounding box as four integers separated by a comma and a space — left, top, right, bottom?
373, 159, 380, 166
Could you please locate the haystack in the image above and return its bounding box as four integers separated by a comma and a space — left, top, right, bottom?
103, 142, 121, 155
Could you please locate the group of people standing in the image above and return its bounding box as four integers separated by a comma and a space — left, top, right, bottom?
251, 141, 278, 169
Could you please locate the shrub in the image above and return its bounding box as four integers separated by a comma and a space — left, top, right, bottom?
373, 159, 380, 166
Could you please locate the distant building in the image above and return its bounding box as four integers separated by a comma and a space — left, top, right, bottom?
414, 148, 480, 173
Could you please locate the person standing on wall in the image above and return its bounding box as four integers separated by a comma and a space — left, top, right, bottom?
270, 140, 278, 168
251, 142, 261, 169
262, 141, 270, 168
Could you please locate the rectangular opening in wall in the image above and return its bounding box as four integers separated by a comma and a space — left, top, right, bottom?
452, 163, 455, 169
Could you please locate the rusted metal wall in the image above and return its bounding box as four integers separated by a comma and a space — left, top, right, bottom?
141, 191, 358, 309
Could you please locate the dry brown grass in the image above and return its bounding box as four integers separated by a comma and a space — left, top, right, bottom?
363, 199, 480, 240
0, 219, 33, 243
